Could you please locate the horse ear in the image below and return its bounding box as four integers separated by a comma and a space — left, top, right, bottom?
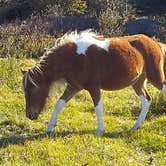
21, 69, 27, 75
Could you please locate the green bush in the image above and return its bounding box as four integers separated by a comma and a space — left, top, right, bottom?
65, 0, 87, 15
0, 24, 55, 58
97, 0, 136, 36
49, 0, 88, 16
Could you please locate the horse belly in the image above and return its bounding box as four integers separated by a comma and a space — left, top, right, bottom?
101, 73, 141, 90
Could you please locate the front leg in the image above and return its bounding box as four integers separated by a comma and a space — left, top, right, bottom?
88, 87, 105, 136
46, 84, 79, 135
46, 99, 66, 135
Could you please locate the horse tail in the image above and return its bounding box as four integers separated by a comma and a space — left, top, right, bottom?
129, 35, 165, 90
158, 42, 166, 76
158, 42, 166, 57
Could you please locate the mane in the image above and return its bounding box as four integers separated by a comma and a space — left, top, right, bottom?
28, 29, 102, 85
54, 29, 100, 47
24, 70, 39, 88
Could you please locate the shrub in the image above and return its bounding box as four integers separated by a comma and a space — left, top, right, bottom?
64, 0, 87, 15
159, 15, 166, 42
0, 0, 50, 21
0, 23, 55, 58
97, 0, 136, 36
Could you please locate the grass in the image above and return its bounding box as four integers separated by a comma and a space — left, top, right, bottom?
0, 57, 166, 166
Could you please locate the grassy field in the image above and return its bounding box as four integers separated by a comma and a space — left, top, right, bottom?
0, 57, 166, 166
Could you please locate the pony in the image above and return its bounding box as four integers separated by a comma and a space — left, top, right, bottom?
22, 30, 166, 135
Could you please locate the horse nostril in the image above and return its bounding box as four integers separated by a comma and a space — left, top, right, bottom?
27, 114, 33, 120
33, 112, 38, 119
26, 109, 38, 120
26, 113, 37, 120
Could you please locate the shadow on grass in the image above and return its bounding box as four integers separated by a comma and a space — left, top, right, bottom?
0, 130, 96, 148
0, 132, 46, 148
130, 100, 166, 121
103, 129, 132, 139
0, 129, 133, 148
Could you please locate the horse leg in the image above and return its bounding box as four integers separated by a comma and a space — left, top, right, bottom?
131, 56, 166, 131
131, 76, 152, 131
88, 87, 105, 135
46, 84, 80, 135
146, 56, 166, 96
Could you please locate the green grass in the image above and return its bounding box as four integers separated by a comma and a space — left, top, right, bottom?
0, 58, 166, 166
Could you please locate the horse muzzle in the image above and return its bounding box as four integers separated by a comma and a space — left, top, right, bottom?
26, 111, 39, 120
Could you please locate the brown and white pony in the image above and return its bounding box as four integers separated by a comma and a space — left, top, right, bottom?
22, 30, 166, 135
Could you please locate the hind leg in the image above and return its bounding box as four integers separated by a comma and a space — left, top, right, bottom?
148, 65, 166, 96
131, 75, 152, 131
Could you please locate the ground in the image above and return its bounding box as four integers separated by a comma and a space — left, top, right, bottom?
0, 58, 166, 166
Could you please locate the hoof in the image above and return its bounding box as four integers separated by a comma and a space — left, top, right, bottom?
46, 131, 53, 136
46, 124, 56, 136
130, 124, 141, 131
95, 129, 105, 136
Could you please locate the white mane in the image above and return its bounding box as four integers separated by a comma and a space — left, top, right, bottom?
55, 29, 110, 55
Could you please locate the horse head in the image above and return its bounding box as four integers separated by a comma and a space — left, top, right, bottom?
22, 70, 50, 120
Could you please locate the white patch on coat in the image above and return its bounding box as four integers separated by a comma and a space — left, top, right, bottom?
68, 29, 110, 55
131, 95, 151, 131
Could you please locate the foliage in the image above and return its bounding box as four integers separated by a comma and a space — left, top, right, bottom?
0, 23, 55, 58
0, 0, 88, 21
159, 15, 166, 42
97, 0, 136, 36
0, 0, 50, 21
153, 15, 166, 42
59, 0, 87, 15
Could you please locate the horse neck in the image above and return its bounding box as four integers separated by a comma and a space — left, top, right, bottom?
37, 45, 75, 84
